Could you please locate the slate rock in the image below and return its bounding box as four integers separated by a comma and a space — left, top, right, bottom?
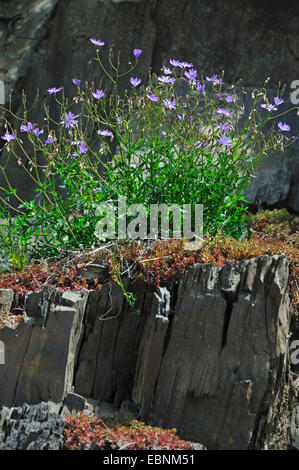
0, 402, 65, 450
0, 287, 89, 405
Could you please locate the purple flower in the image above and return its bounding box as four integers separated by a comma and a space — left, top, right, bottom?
206, 75, 222, 85
130, 77, 142, 87
133, 49, 142, 57
197, 81, 206, 92
169, 59, 183, 67
225, 95, 234, 103
47, 87, 62, 95
20, 122, 34, 132
61, 111, 79, 129
72, 77, 81, 85
206, 75, 218, 82
89, 38, 105, 46
45, 136, 56, 144
162, 66, 172, 75
218, 135, 232, 145
163, 99, 176, 110
274, 97, 284, 106
130, 163, 137, 168
278, 121, 291, 132
216, 93, 221, 99
158, 75, 176, 84
98, 129, 114, 138
1, 132, 15, 142
146, 94, 160, 102
33, 128, 44, 136
261, 103, 277, 112
169, 59, 193, 69
184, 69, 197, 82
92, 89, 105, 100
116, 116, 123, 124
73, 140, 88, 156
79, 141, 88, 153
217, 121, 232, 132
165, 158, 170, 164
178, 113, 187, 121
216, 108, 232, 118
180, 61, 193, 68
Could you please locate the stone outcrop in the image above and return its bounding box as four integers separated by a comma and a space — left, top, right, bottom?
146, 257, 290, 450
0, 395, 207, 450
0, 402, 64, 450
0, 255, 293, 449
0, 0, 298, 211
0, 287, 88, 405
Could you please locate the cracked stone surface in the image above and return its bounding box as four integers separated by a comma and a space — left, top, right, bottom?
0, 254, 291, 449
0, 286, 88, 405
0, 0, 298, 211
0, 402, 65, 450
147, 256, 290, 449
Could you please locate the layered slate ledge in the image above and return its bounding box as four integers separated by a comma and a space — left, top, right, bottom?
0, 255, 291, 449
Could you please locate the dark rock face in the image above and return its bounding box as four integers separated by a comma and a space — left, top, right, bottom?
240, 88, 299, 213
0, 287, 88, 405
74, 279, 160, 404
152, 0, 299, 88
0, 255, 292, 449
0, 0, 298, 211
0, 402, 64, 450
146, 257, 290, 450
2, 0, 299, 96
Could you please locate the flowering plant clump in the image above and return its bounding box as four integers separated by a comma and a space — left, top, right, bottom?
64, 412, 192, 450
0, 39, 296, 270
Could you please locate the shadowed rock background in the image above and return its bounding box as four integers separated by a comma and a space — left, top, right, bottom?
0, 0, 298, 209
